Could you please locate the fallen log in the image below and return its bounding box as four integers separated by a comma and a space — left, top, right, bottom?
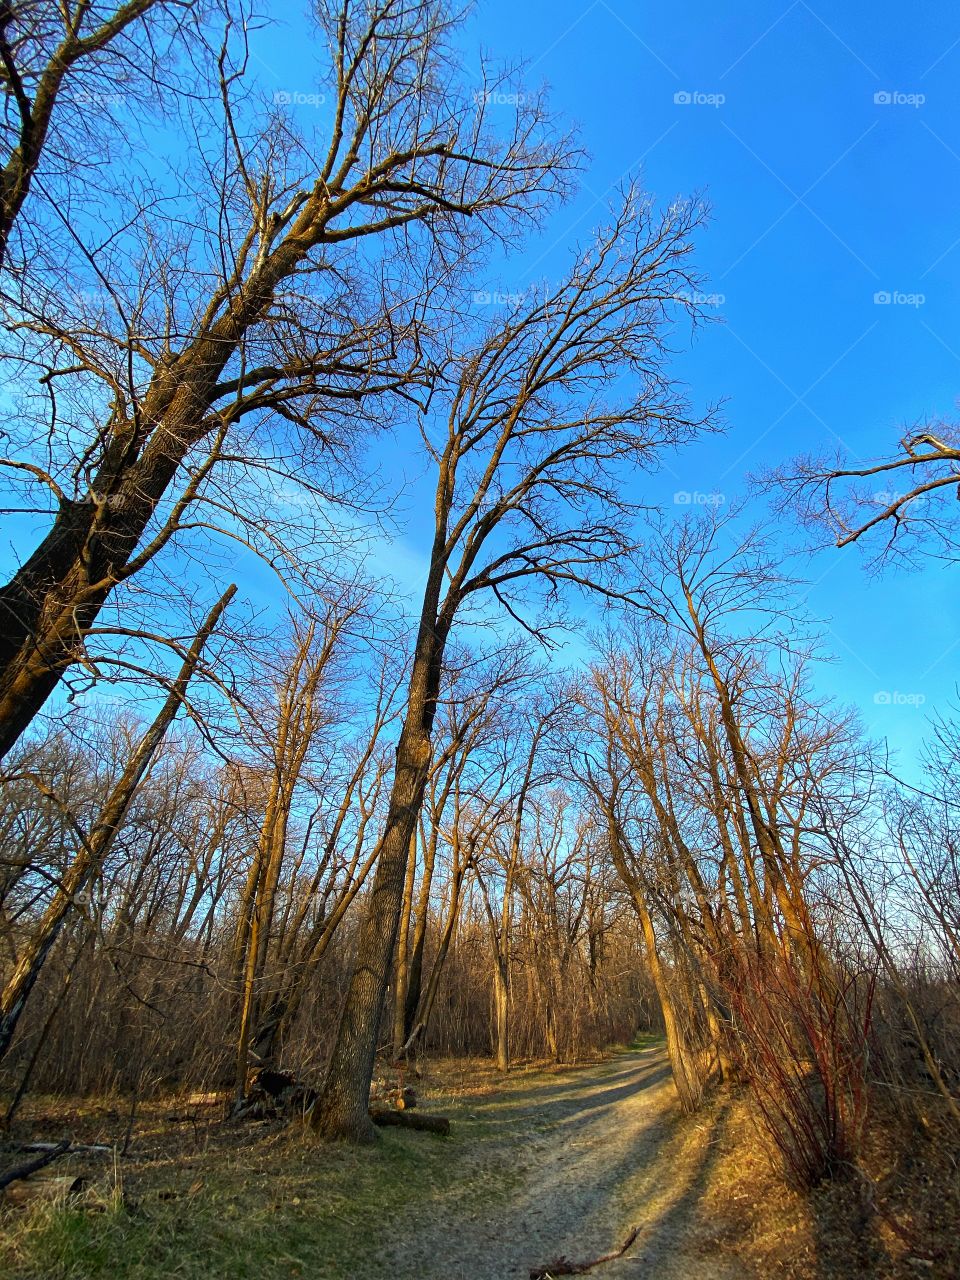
529, 1225, 642, 1278
234, 1067, 319, 1120
0, 1140, 71, 1192
3, 1174, 87, 1206
234, 1066, 441, 1130
368, 1107, 450, 1136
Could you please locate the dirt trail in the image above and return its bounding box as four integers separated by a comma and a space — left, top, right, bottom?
384, 1046, 740, 1280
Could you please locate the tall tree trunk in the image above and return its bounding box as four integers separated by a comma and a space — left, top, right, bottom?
544, 993, 559, 1062
0, 214, 321, 762
311, 585, 446, 1141
493, 952, 510, 1071
392, 828, 418, 1056
310, 722, 430, 1141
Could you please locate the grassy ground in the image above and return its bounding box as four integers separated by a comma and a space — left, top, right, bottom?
0, 1059, 529, 1280
695, 1087, 960, 1279
1, 1045, 956, 1279
0, 1054, 610, 1280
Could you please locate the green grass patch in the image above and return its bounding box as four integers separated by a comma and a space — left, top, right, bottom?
0, 1120, 524, 1280
626, 1031, 664, 1052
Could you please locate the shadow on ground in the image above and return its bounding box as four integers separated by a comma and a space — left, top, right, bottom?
390, 1047, 745, 1280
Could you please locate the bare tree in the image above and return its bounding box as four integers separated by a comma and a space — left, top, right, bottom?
0, 0, 199, 269
771, 423, 960, 567
0, 580, 235, 1059
474, 695, 554, 1070
231, 596, 368, 1104
580, 511, 880, 1175
0, 0, 568, 757
311, 184, 708, 1140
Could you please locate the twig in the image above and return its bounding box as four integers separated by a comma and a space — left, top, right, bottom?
17, 1141, 111, 1155
0, 1140, 71, 1191
529, 1226, 642, 1278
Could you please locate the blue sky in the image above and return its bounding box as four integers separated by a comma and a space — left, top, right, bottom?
6, 1, 959, 776
129, 1, 960, 768
426, 0, 958, 773
446, 0, 960, 771
262, 0, 960, 773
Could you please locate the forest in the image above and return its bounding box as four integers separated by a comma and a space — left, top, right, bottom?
0, 2, 957, 1278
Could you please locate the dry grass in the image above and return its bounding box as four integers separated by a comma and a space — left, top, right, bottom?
0, 1054, 608, 1280
1, 1044, 954, 1280
692, 1086, 960, 1279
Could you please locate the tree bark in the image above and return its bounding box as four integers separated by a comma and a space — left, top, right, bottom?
368, 1107, 450, 1135
493, 953, 510, 1071
310, 724, 430, 1141
392, 828, 418, 1057
311, 578, 447, 1141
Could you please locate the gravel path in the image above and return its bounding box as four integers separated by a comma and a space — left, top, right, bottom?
383, 1046, 741, 1280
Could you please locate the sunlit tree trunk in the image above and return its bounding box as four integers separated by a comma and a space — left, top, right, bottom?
392, 829, 418, 1057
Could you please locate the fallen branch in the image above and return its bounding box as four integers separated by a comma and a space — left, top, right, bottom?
368, 1107, 450, 1136
17, 1141, 111, 1155
529, 1226, 641, 1278
0, 1140, 71, 1191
